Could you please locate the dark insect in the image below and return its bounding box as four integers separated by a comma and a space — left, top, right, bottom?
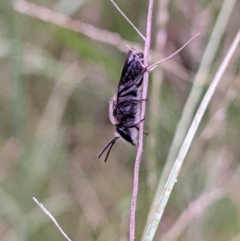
98, 49, 146, 162
98, 34, 199, 162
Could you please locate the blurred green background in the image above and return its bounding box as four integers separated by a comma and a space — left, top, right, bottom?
0, 0, 240, 240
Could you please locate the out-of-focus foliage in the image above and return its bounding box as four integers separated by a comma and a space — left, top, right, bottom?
0, 0, 240, 241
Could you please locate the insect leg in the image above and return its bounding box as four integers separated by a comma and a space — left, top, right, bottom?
136, 126, 149, 135
124, 118, 145, 128
131, 98, 148, 102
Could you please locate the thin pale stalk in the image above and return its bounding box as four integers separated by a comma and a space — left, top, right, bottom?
143, 29, 240, 241
161, 145, 240, 241
33, 197, 72, 241
146, 0, 238, 235
129, 0, 154, 240
159, 0, 238, 193
147, 34, 200, 71
145, 0, 170, 201
110, 0, 146, 41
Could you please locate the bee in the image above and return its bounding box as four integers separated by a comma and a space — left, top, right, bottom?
98, 34, 199, 162
98, 49, 147, 162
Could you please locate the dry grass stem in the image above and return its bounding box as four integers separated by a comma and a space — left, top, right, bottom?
145, 0, 238, 237
143, 0, 170, 234
110, 0, 146, 41
143, 29, 240, 241
162, 0, 238, 182
147, 34, 200, 71
129, 0, 154, 240
33, 197, 72, 241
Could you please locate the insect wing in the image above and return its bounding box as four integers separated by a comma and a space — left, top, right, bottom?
117, 50, 145, 100
113, 50, 145, 126
119, 50, 144, 85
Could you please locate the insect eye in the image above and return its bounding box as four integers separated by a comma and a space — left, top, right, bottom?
116, 126, 135, 145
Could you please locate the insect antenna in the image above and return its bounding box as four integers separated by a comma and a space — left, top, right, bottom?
147, 33, 200, 72
98, 136, 119, 162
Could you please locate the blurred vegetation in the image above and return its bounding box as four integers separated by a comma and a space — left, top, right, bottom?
0, 0, 240, 241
